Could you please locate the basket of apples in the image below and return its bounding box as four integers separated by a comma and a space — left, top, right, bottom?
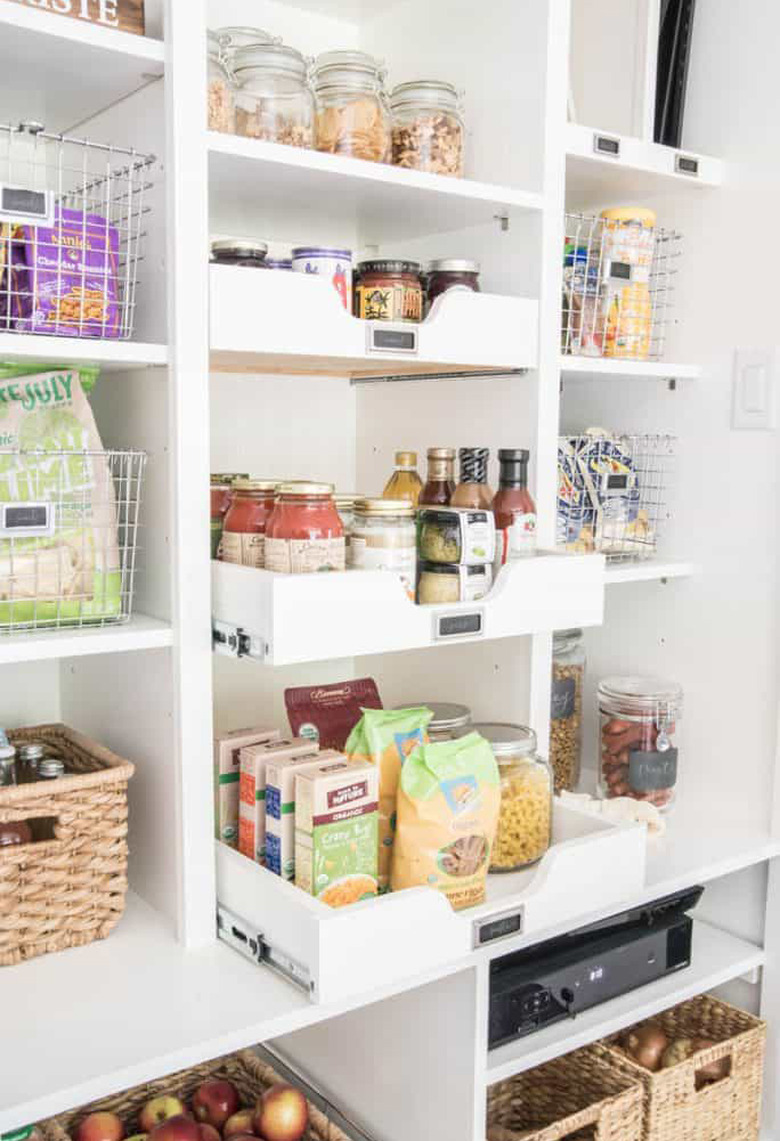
40, 1050, 349, 1141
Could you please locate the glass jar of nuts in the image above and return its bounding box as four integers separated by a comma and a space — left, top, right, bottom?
312, 51, 391, 163
598, 676, 682, 812
233, 42, 315, 148
390, 80, 465, 177
550, 628, 585, 793
473, 723, 553, 873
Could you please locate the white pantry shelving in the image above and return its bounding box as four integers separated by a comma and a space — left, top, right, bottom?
211, 552, 604, 666
0, 614, 172, 665
0, 333, 168, 373
210, 266, 538, 379
604, 560, 697, 585
560, 355, 702, 382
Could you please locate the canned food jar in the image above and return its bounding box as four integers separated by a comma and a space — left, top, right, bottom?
312, 50, 391, 163
416, 561, 492, 605
418, 507, 496, 565
427, 259, 480, 307
221, 479, 278, 568
472, 723, 553, 871
393, 702, 472, 741
335, 493, 358, 557
266, 482, 345, 574
390, 80, 465, 177
292, 246, 353, 310
354, 260, 423, 322
208, 30, 236, 134
598, 676, 682, 811
233, 42, 315, 148
550, 629, 585, 793
351, 498, 417, 599
211, 239, 269, 267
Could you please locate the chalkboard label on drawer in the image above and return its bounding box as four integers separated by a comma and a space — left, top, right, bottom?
593, 133, 621, 158
473, 909, 523, 948
0, 502, 54, 538
367, 324, 419, 356
0, 184, 54, 226
675, 154, 700, 177
629, 747, 678, 791
434, 610, 484, 641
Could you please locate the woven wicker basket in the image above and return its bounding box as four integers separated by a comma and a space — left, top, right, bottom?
593, 993, 766, 1141
41, 1049, 350, 1141
0, 723, 134, 966
486, 1046, 644, 1141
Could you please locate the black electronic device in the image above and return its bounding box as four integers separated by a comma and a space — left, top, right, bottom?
488, 886, 703, 1049
655, 0, 697, 148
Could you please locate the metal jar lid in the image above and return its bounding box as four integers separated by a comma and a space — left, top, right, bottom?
427, 259, 480, 274
211, 239, 268, 260
277, 481, 335, 497
215, 26, 278, 51
390, 80, 462, 110
471, 722, 538, 759
231, 478, 278, 493
358, 259, 421, 277
38, 758, 65, 779
17, 744, 46, 762
393, 702, 472, 733
233, 43, 309, 83
598, 676, 683, 719
312, 50, 386, 91
211, 472, 249, 485
354, 498, 416, 517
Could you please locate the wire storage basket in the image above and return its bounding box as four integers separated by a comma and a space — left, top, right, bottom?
562, 210, 681, 362
558, 432, 676, 563
0, 121, 154, 340
0, 449, 146, 633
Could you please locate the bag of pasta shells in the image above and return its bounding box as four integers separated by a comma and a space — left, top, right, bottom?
391, 733, 500, 910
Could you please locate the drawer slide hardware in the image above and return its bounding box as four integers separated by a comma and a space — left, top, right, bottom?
217, 905, 312, 993
212, 620, 265, 661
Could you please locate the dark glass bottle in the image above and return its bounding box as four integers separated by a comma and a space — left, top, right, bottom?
420, 447, 456, 506
493, 448, 537, 563
451, 447, 494, 509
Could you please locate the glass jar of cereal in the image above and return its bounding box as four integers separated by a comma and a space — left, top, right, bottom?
473, 723, 553, 872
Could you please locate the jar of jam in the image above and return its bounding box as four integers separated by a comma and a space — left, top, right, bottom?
266, 482, 345, 574
221, 479, 278, 568
427, 259, 480, 307
354, 260, 423, 323
211, 239, 269, 267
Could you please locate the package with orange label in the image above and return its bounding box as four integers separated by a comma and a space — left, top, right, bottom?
345, 706, 432, 889
391, 733, 501, 911
213, 726, 280, 848
294, 758, 379, 908
238, 736, 318, 864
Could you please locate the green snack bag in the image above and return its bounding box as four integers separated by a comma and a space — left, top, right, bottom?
391, 733, 501, 911
0, 367, 122, 628
0, 362, 100, 395
345, 706, 433, 889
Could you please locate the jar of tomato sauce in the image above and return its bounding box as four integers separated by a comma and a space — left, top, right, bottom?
221, 479, 278, 568
211, 472, 248, 559
266, 482, 345, 574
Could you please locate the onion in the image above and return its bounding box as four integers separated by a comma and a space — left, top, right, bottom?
623, 1024, 669, 1071
693, 1038, 731, 1085
661, 1038, 698, 1069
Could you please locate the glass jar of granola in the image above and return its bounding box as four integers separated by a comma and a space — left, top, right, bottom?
390, 81, 465, 177
550, 628, 585, 793
233, 43, 315, 148
208, 31, 236, 133
312, 51, 391, 163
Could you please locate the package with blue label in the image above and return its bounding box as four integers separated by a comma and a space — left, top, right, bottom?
265, 748, 340, 879
345, 706, 433, 889
238, 736, 318, 865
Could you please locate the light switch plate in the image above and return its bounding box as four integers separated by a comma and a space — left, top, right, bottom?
732, 349, 777, 430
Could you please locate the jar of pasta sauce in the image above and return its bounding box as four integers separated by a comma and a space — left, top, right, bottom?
210, 473, 248, 559
354, 260, 423, 322
266, 482, 345, 574
221, 479, 278, 568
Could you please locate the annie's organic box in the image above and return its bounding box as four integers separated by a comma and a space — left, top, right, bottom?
214, 725, 280, 847
238, 736, 318, 864
265, 749, 342, 880
295, 759, 379, 908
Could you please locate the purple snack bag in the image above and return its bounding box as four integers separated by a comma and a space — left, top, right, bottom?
16, 208, 121, 339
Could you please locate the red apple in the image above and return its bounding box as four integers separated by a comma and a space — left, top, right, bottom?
139, 1098, 187, 1134
126, 1135, 148, 1141
149, 1116, 200, 1141
197, 1125, 219, 1141
75, 1113, 125, 1141
192, 1081, 240, 1130
253, 1085, 308, 1141
223, 1112, 255, 1139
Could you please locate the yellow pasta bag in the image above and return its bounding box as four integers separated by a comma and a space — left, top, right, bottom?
391, 733, 500, 911
345, 706, 433, 889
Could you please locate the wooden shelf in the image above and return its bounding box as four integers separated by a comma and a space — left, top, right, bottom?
484, 919, 764, 1083
0, 614, 173, 665
208, 133, 544, 244
560, 356, 702, 382
0, 334, 168, 373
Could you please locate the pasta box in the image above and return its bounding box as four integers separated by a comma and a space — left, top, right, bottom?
239, 736, 318, 864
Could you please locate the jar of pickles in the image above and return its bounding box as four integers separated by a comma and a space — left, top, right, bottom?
472, 723, 553, 872
598, 676, 682, 811
312, 51, 391, 163
221, 479, 278, 568
233, 43, 315, 148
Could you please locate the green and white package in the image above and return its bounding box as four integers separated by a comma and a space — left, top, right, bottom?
0, 368, 122, 628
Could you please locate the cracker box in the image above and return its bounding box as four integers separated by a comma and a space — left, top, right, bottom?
213, 726, 280, 848
265, 749, 341, 880
239, 736, 318, 864
294, 759, 379, 908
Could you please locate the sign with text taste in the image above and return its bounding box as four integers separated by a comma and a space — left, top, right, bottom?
9, 0, 145, 35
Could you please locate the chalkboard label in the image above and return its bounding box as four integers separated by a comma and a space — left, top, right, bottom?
551, 677, 576, 720
629, 747, 678, 792
474, 909, 523, 947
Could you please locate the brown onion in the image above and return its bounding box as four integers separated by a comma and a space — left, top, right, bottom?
623, 1024, 669, 1071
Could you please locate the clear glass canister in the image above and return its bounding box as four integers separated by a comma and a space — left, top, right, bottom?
208, 30, 236, 134
335, 493, 358, 560
351, 498, 417, 599
390, 80, 465, 177
312, 50, 391, 163
393, 702, 472, 741
472, 723, 553, 872
598, 676, 683, 811
550, 628, 585, 793
233, 43, 315, 148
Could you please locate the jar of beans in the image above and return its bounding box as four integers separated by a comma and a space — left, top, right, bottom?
598, 676, 683, 812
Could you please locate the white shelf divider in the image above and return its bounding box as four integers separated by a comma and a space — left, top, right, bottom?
560, 356, 702, 382
0, 614, 172, 665
0, 334, 168, 373
484, 919, 765, 1085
